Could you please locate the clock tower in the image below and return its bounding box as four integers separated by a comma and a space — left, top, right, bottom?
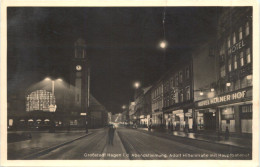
70, 38, 90, 132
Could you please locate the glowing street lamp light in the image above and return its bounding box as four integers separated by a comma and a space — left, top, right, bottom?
134, 82, 140, 89
44, 77, 63, 95
159, 41, 167, 49
122, 105, 126, 110
226, 82, 231, 87
211, 88, 215, 92
200, 91, 204, 96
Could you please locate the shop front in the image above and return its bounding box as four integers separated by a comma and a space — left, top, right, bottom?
184, 109, 193, 131
172, 110, 185, 131
195, 108, 217, 131
152, 112, 163, 128
140, 115, 148, 127
195, 87, 252, 134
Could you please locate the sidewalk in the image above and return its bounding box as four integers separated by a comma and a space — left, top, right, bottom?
8, 129, 96, 159
101, 130, 129, 160
137, 127, 252, 149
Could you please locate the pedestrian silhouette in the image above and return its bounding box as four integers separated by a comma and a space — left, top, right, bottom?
225, 126, 229, 140
108, 124, 115, 145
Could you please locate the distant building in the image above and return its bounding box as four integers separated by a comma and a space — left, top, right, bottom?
128, 102, 135, 124
133, 86, 152, 127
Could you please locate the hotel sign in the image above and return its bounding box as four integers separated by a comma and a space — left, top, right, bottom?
197, 90, 247, 107
228, 39, 245, 53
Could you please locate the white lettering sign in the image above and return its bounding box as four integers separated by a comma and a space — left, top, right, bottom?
198, 90, 247, 107
228, 40, 246, 53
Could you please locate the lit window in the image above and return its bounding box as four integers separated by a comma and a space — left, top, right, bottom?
175, 90, 179, 103
239, 27, 243, 40
180, 90, 183, 102
246, 48, 251, 63
233, 32, 236, 44
245, 22, 249, 36
246, 75, 252, 86
227, 37, 231, 48
220, 66, 226, 77
186, 87, 190, 101
240, 52, 244, 66
234, 55, 237, 69
228, 58, 232, 71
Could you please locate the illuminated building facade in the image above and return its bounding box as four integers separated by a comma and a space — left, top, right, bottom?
194, 7, 253, 135
26, 90, 56, 112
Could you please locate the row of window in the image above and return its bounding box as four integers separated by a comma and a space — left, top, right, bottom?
152, 85, 163, 99
152, 100, 163, 111
219, 21, 250, 55
220, 48, 251, 77
163, 87, 191, 107
225, 75, 252, 92
152, 66, 191, 99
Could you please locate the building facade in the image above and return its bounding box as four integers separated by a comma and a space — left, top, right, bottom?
151, 80, 164, 128
161, 57, 193, 131
194, 7, 253, 135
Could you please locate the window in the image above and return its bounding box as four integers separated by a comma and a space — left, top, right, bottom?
240, 52, 244, 66
246, 48, 251, 63
180, 90, 183, 102
186, 87, 190, 101
220, 66, 226, 77
239, 27, 243, 40
233, 32, 236, 44
228, 58, 232, 71
246, 75, 252, 86
234, 80, 240, 90
234, 55, 237, 69
175, 75, 179, 86
226, 81, 233, 92
221, 107, 235, 120
227, 37, 231, 48
240, 75, 252, 88
175, 90, 179, 103
245, 22, 249, 36
186, 67, 190, 79
179, 71, 183, 83
219, 45, 224, 55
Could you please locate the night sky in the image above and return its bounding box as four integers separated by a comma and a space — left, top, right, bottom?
7, 7, 218, 113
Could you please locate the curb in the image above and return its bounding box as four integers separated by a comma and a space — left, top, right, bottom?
136, 129, 251, 150
22, 132, 93, 159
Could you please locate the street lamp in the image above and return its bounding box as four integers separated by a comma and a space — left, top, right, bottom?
122, 105, 126, 110
226, 82, 231, 87
134, 82, 140, 89
159, 41, 167, 49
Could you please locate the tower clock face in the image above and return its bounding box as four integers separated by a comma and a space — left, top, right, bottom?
76, 65, 82, 71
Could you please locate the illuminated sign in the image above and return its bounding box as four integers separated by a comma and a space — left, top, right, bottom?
197, 90, 247, 107
228, 39, 245, 53
80, 113, 87, 116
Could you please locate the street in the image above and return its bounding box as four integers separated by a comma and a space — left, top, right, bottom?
10, 127, 251, 160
